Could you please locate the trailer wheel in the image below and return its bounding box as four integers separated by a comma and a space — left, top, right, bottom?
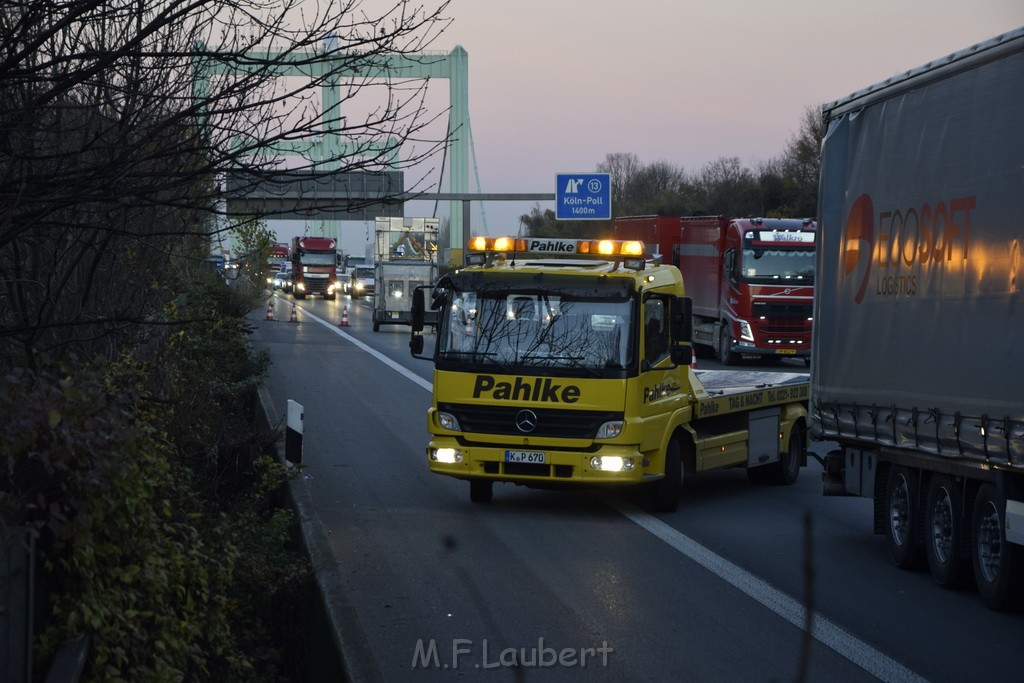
651, 439, 682, 513
719, 329, 737, 366
972, 484, 1024, 611
372, 321, 380, 332
885, 465, 923, 569
748, 425, 802, 485
469, 479, 493, 503
925, 474, 970, 588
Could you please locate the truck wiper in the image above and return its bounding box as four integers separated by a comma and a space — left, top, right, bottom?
520, 354, 584, 362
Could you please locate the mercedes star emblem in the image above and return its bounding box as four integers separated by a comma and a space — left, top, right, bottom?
515, 409, 538, 433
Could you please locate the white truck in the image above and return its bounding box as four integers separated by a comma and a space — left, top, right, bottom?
372, 217, 439, 332
814, 27, 1024, 610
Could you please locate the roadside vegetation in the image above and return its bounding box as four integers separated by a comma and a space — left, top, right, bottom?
1, 267, 312, 680
0, 1, 453, 680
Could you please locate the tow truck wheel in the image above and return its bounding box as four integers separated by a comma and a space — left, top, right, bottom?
469, 479, 493, 503
971, 483, 1024, 611
885, 465, 924, 569
925, 474, 970, 588
719, 329, 737, 366
651, 439, 682, 513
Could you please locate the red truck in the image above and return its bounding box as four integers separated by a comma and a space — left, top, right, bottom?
613, 215, 816, 365
289, 236, 339, 300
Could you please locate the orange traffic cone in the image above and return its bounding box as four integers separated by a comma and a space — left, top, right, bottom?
690, 347, 697, 371
289, 302, 299, 324
464, 313, 474, 336
265, 301, 274, 321
339, 305, 349, 327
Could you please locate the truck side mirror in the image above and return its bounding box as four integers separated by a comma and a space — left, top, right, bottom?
670, 345, 693, 367
411, 286, 425, 332
671, 296, 693, 343
409, 335, 424, 356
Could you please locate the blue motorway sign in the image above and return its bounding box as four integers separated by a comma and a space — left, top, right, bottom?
555, 173, 611, 220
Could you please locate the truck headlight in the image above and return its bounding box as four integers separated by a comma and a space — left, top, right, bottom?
437, 412, 461, 431
595, 421, 624, 439
431, 448, 463, 464
589, 456, 634, 472
738, 320, 754, 342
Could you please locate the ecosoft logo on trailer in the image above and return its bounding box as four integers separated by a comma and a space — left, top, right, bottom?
841, 193, 975, 304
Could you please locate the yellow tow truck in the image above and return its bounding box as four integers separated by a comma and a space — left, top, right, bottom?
409, 236, 809, 512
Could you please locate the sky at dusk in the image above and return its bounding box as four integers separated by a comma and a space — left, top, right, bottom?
273, 1, 1024, 257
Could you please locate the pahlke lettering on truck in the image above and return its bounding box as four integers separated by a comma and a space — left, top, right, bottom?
472, 375, 581, 403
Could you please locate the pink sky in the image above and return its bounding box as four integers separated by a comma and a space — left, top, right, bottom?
277, 1, 1024, 255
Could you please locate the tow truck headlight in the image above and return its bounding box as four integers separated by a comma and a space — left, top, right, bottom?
595, 421, 624, 439
437, 412, 461, 431
431, 448, 463, 464
738, 320, 754, 342
589, 456, 634, 472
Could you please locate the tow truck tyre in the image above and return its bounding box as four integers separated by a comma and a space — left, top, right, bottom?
971, 484, 1024, 611
651, 439, 682, 513
469, 479, 493, 503
925, 474, 970, 588
885, 465, 923, 569
719, 328, 737, 366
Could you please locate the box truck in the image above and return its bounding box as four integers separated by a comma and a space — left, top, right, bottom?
614, 215, 815, 365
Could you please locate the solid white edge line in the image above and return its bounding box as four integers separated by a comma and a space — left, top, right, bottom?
293, 298, 927, 683
297, 303, 433, 393
606, 498, 928, 683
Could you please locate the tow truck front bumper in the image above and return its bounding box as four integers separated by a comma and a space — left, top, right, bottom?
426, 437, 652, 487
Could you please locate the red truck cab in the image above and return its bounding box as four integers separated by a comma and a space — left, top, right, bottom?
613, 215, 816, 364
290, 236, 339, 300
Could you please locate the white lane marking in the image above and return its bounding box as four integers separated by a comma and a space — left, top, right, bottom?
607, 498, 928, 683
293, 298, 927, 683
294, 302, 432, 392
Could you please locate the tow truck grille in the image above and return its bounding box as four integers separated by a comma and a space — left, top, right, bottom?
483, 462, 574, 478
440, 403, 622, 440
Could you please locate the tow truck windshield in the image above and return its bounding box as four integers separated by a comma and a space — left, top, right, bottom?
438, 289, 633, 373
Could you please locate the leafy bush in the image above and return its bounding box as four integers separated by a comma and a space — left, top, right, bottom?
0, 274, 311, 682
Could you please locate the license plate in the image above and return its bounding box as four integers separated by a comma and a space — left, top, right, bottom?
777, 349, 797, 355
505, 450, 546, 464
389, 311, 400, 319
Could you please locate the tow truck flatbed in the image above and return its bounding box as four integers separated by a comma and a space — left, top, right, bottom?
690, 370, 810, 420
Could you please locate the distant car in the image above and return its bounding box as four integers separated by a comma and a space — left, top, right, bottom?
271, 272, 289, 290
348, 266, 375, 299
